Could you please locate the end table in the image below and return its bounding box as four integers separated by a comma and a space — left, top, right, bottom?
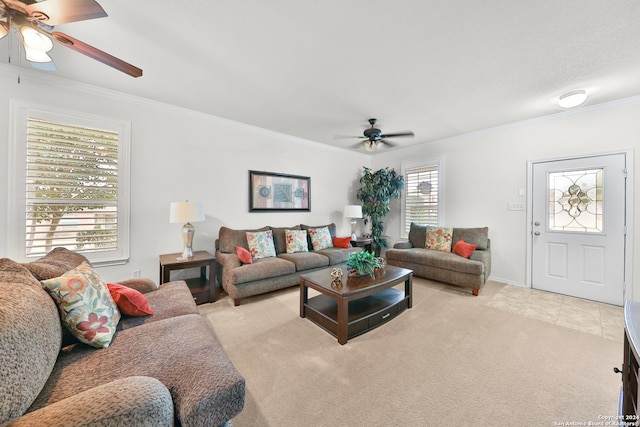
351, 237, 373, 253
159, 251, 216, 305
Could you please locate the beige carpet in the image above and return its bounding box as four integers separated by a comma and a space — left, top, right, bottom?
198, 278, 623, 427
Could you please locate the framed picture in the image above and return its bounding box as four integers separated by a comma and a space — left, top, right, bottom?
249, 170, 311, 212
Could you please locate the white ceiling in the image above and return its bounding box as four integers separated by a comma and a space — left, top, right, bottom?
3, 1, 640, 151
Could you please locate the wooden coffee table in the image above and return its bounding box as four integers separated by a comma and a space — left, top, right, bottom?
300, 265, 413, 344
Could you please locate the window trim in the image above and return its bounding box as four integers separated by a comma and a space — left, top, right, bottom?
400, 157, 445, 238
8, 100, 131, 265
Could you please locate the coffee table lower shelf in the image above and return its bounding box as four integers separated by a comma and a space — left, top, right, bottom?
304, 288, 409, 341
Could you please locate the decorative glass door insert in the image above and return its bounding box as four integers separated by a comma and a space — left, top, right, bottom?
548, 168, 603, 233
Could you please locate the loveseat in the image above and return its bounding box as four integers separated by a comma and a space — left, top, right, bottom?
0, 248, 245, 427
216, 223, 361, 305
386, 223, 491, 296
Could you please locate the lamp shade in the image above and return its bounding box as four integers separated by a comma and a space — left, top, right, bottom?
343, 205, 362, 218
170, 201, 205, 223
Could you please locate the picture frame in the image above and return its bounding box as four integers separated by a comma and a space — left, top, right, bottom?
249, 170, 311, 212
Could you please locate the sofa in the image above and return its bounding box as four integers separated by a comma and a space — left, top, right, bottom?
385, 223, 491, 296
216, 223, 361, 305
0, 248, 245, 427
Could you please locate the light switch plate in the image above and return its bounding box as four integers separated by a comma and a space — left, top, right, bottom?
507, 202, 525, 211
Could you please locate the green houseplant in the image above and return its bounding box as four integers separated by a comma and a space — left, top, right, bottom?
356, 166, 405, 254
346, 250, 384, 277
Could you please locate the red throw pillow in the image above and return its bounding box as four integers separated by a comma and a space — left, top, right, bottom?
107, 283, 153, 316
452, 239, 477, 258
333, 236, 352, 249
236, 246, 253, 264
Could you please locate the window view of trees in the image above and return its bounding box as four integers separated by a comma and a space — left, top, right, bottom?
26, 117, 119, 256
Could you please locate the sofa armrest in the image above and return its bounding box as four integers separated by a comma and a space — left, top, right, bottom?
393, 241, 413, 249
2, 376, 173, 427
116, 278, 159, 294
469, 248, 491, 280
216, 251, 241, 269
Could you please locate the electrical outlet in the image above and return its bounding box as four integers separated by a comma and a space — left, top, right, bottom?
132, 269, 141, 278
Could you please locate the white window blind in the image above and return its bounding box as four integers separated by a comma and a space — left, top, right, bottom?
403, 162, 440, 234
25, 117, 119, 257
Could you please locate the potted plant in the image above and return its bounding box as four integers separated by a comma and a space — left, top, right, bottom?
346, 250, 384, 277
356, 166, 405, 254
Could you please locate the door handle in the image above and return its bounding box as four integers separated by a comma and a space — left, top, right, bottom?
534, 231, 540, 236
534, 221, 540, 226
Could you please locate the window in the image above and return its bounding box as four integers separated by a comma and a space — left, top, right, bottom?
401, 160, 443, 237
9, 103, 130, 265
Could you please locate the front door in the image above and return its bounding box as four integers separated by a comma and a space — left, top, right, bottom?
531, 153, 626, 305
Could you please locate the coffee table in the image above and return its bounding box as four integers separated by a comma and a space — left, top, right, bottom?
299, 265, 413, 344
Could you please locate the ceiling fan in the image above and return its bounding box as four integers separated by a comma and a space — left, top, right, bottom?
338, 118, 414, 151
0, 0, 142, 77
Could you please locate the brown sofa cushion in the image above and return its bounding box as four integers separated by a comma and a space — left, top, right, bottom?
117, 281, 198, 331
0, 259, 61, 424
218, 226, 269, 253
28, 314, 245, 427
408, 222, 428, 249
452, 227, 489, 250
277, 252, 329, 271
227, 257, 296, 285
21, 247, 90, 281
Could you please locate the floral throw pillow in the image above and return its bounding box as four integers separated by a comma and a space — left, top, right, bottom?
246, 230, 276, 259
41, 261, 121, 348
309, 226, 333, 251
285, 229, 309, 254
425, 226, 454, 252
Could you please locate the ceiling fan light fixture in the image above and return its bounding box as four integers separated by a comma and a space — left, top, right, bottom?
558, 90, 587, 109
24, 46, 53, 63
20, 26, 53, 52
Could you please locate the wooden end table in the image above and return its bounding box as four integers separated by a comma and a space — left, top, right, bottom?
350, 237, 373, 252
300, 265, 412, 344
159, 251, 216, 305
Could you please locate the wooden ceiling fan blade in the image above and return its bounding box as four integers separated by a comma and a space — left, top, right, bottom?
52, 32, 142, 77
26, 0, 107, 26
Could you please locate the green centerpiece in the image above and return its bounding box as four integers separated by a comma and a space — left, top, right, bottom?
346, 250, 384, 277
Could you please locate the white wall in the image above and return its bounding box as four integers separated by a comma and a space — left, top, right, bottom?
372, 97, 640, 300
0, 67, 369, 282
4, 66, 640, 301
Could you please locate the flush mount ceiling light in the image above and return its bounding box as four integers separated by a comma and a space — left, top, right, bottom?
558, 90, 588, 109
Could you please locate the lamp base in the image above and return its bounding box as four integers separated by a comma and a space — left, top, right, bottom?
177, 222, 195, 261
350, 219, 358, 241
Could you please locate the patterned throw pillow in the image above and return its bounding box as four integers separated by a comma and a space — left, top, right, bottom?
285, 229, 309, 253
425, 226, 454, 252
41, 261, 121, 348
246, 230, 276, 259
309, 226, 333, 250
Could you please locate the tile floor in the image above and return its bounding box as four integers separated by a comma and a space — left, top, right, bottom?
486, 284, 624, 342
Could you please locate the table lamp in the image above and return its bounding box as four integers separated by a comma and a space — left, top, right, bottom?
170, 200, 205, 260
343, 205, 363, 241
